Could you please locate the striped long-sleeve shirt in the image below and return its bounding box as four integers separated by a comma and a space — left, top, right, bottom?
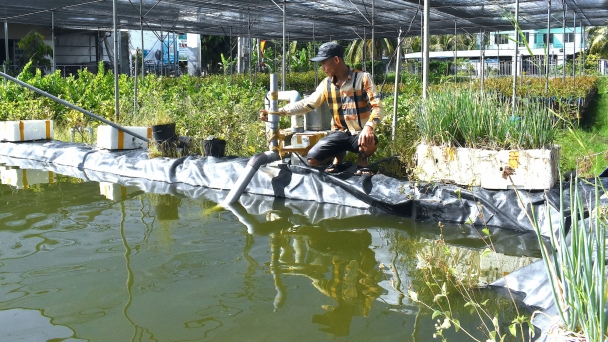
280, 68, 383, 132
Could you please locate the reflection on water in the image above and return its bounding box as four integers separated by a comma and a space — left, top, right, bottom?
268, 227, 382, 336
0, 166, 541, 341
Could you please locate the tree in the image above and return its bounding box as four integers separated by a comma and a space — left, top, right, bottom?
588, 22, 608, 59
200, 35, 230, 74
18, 30, 53, 71
345, 38, 396, 66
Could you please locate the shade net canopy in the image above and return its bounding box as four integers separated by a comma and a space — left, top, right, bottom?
0, 0, 606, 40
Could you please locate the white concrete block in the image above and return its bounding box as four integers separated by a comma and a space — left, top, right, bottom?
96, 125, 151, 150
0, 120, 53, 142
99, 182, 140, 201
0, 167, 55, 189
415, 144, 560, 190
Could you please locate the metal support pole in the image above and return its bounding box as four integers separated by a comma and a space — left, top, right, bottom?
573, 12, 576, 77
140, 0, 145, 77
422, 0, 430, 100
3, 21, 7, 84
52, 11, 56, 73
562, 1, 566, 81
134, 49, 138, 114
313, 21, 318, 85
581, 25, 585, 76
454, 21, 457, 82
497, 29, 500, 75
392, 28, 402, 141
371, 0, 375, 80
512, 0, 520, 115
480, 30, 485, 94
545, 0, 551, 94
113, 0, 120, 121
174, 32, 178, 77
363, 26, 367, 72
160, 20, 164, 76
230, 26, 233, 79
282, 0, 286, 91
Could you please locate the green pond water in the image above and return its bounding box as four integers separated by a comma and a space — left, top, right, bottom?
0, 168, 541, 341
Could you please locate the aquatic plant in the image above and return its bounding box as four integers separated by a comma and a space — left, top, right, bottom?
402, 222, 535, 341
416, 89, 556, 150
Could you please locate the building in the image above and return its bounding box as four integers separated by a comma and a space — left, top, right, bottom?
402, 27, 606, 77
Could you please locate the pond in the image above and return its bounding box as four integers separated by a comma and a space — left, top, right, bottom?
0, 166, 541, 341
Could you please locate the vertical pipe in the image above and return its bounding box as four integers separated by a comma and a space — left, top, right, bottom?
512, 0, 520, 115
581, 25, 585, 76
497, 29, 500, 76
282, 0, 286, 91
174, 32, 178, 77
545, 0, 551, 94
52, 11, 56, 73
422, 0, 429, 100
113, 0, 120, 121
392, 28, 402, 141
363, 26, 367, 72
140, 0, 144, 77
268, 74, 279, 149
573, 12, 576, 77
420, 14, 423, 79
313, 21, 318, 85
454, 21, 457, 82
3, 21, 8, 84
230, 26, 233, 81
248, 9, 252, 82
371, 0, 375, 80
134, 49, 138, 113
480, 30, 485, 94
4, 21, 8, 66
160, 20, 164, 76
562, 1, 566, 81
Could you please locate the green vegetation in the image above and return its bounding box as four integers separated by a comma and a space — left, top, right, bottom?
17, 31, 53, 71
418, 89, 555, 150
522, 176, 607, 340
557, 77, 608, 176
1, 60, 607, 177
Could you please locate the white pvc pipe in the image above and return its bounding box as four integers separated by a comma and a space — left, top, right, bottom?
267, 74, 280, 148
276, 90, 303, 132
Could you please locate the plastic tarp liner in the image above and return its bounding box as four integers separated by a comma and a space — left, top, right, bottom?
2, 140, 607, 239
3, 140, 605, 340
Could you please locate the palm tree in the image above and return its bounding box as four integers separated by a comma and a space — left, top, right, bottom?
588, 22, 608, 59
344, 38, 396, 66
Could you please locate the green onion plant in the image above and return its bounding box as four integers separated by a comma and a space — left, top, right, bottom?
417, 89, 556, 150
514, 176, 607, 340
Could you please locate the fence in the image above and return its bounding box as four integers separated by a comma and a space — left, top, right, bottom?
400, 57, 607, 78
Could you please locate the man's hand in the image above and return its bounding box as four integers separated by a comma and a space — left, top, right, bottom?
358, 125, 375, 148
259, 109, 269, 122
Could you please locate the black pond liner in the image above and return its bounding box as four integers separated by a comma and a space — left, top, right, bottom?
1, 140, 606, 341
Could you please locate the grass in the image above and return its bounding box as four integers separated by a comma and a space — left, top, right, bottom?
556, 76, 608, 176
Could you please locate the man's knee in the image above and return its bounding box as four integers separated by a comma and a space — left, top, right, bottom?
359, 142, 377, 158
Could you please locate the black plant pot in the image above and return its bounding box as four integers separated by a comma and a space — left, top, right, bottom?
151, 122, 177, 155
203, 138, 226, 158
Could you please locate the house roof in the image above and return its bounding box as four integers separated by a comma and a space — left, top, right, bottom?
0, 0, 606, 40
